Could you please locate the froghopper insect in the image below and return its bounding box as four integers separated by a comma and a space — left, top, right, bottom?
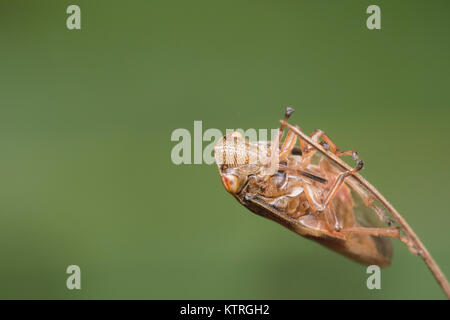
213, 107, 409, 267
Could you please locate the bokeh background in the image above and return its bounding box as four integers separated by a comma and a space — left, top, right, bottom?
0, 0, 449, 299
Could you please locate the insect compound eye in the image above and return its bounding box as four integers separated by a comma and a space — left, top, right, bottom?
220, 174, 243, 194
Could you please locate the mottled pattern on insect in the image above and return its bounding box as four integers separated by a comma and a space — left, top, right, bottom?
214, 107, 405, 267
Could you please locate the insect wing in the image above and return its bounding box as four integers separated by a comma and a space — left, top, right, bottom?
343, 174, 394, 260
308, 150, 394, 261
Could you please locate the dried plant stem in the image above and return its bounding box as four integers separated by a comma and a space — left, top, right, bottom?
283, 121, 450, 299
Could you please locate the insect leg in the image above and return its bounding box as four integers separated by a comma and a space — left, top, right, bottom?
339, 226, 416, 252
298, 129, 327, 162
256, 107, 295, 173
320, 159, 377, 208
314, 131, 366, 194
280, 122, 362, 169
302, 160, 364, 215
340, 226, 400, 237
279, 130, 297, 162
321, 161, 364, 209
319, 160, 392, 226
265, 126, 301, 175
310, 130, 355, 156
300, 180, 343, 231
284, 125, 318, 168
291, 128, 349, 169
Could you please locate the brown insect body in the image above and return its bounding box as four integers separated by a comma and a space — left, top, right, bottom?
214, 110, 394, 267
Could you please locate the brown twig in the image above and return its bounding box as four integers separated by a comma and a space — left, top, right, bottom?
282, 121, 450, 299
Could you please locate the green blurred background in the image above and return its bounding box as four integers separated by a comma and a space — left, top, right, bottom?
0, 0, 449, 299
